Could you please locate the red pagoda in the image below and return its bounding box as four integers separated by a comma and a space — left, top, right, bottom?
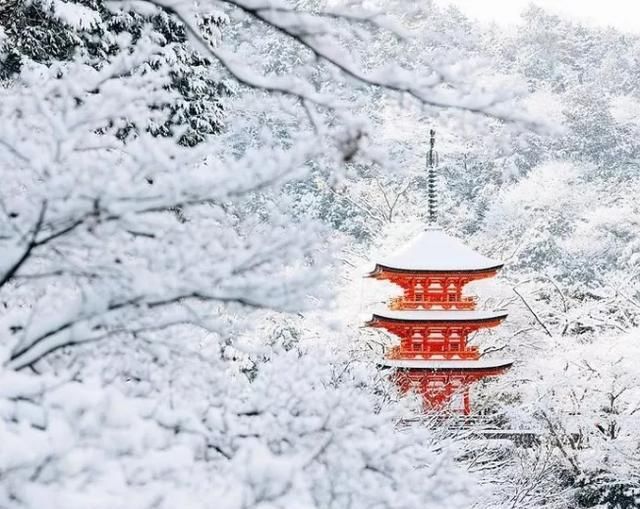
366, 131, 512, 414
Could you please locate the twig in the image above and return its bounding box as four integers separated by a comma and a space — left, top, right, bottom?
512, 286, 553, 337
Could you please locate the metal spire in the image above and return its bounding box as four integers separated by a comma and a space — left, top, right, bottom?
426, 129, 439, 226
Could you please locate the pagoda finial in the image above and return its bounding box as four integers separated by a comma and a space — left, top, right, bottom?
426, 129, 439, 226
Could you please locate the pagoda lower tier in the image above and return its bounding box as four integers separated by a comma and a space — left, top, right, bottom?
380, 359, 513, 414
368, 309, 512, 413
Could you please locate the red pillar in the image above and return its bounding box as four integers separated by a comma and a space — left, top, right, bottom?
463, 387, 471, 415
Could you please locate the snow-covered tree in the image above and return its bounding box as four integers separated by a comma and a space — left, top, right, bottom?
0, 0, 543, 506
0, 0, 228, 145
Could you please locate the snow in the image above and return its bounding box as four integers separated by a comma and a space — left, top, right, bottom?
379, 358, 514, 369
610, 95, 640, 126
51, 0, 100, 30
374, 226, 503, 272
0, 370, 44, 398
521, 89, 565, 128
5, 1, 640, 506
370, 309, 508, 322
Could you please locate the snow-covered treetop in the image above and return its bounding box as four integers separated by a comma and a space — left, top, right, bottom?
373, 226, 503, 273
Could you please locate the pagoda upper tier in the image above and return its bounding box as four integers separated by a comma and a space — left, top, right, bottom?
369, 227, 503, 311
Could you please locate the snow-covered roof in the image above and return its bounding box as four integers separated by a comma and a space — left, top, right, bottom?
370, 309, 508, 323
374, 226, 503, 273
379, 358, 514, 370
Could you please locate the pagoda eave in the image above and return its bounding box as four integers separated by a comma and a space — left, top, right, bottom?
368, 310, 508, 326
379, 358, 513, 374
368, 263, 504, 277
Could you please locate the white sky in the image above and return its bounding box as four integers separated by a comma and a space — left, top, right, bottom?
435, 0, 640, 34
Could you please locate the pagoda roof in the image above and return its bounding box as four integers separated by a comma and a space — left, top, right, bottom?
373, 227, 503, 273
370, 309, 508, 323
379, 358, 514, 370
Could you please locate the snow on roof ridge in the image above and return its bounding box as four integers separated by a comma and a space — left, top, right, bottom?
375, 227, 502, 272
379, 358, 514, 370
370, 309, 508, 322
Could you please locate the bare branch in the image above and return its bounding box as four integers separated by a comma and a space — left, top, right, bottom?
0, 201, 47, 289
119, 0, 540, 128
7, 291, 285, 370
512, 286, 553, 337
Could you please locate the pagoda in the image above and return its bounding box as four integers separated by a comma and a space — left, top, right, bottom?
366, 131, 512, 414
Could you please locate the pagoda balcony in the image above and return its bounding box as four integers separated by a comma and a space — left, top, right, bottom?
389, 296, 477, 311
387, 345, 479, 361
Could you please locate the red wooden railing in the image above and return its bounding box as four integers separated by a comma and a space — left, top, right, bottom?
387, 345, 479, 360
389, 296, 477, 310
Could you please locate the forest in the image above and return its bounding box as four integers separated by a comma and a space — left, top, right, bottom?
1, 0, 639, 507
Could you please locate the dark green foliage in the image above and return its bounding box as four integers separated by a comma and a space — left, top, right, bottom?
0, 0, 227, 145
567, 471, 640, 509
0, 0, 83, 70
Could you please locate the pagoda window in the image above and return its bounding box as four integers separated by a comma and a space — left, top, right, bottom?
414, 283, 424, 301
411, 332, 423, 352
448, 331, 461, 351
426, 330, 445, 340
427, 281, 443, 293
426, 330, 445, 353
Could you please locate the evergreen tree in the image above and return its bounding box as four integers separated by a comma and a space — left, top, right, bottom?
0, 0, 227, 146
